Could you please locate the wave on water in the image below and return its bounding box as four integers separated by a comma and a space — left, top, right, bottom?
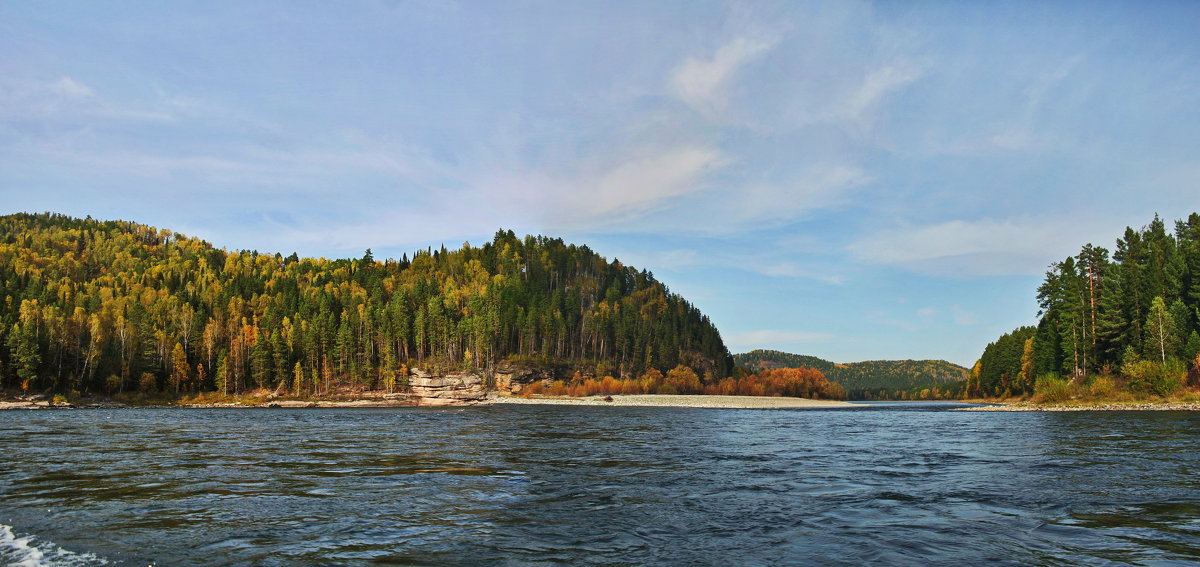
0, 525, 108, 567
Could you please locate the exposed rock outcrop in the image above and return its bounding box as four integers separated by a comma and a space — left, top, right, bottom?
492, 361, 557, 393
409, 368, 488, 405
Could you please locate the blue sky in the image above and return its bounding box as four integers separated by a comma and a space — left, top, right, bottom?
3, 1, 1199, 366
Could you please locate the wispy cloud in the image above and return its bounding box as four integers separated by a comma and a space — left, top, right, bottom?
847, 216, 1124, 276
725, 329, 837, 350
839, 63, 923, 127
749, 261, 846, 285
556, 145, 726, 224
46, 77, 93, 99
952, 305, 978, 326
477, 143, 727, 231
869, 308, 933, 333
607, 249, 703, 273
722, 164, 871, 227
670, 36, 775, 116
0, 76, 173, 122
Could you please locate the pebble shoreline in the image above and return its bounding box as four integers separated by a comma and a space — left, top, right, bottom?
490, 394, 858, 409
959, 402, 1200, 412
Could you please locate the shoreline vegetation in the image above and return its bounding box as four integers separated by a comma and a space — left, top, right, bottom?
0, 391, 858, 410
5, 389, 1200, 411
6, 212, 1200, 413
971, 212, 1200, 404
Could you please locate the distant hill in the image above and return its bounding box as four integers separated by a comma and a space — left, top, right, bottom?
734, 349, 969, 398
0, 212, 730, 396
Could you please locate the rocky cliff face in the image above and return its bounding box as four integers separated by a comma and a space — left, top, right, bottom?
408, 368, 489, 405
491, 361, 557, 394
405, 361, 601, 404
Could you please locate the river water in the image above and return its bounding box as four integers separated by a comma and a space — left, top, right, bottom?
1, 403, 1198, 566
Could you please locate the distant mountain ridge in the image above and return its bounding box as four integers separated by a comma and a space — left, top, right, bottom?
734, 349, 969, 397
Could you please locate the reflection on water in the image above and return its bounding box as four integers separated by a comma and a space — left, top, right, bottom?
1, 405, 1198, 566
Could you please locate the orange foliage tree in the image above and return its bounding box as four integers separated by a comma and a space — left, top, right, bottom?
520, 364, 845, 400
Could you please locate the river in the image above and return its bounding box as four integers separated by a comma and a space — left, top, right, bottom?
1, 403, 1198, 565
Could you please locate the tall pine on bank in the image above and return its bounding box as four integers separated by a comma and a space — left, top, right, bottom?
0, 213, 731, 395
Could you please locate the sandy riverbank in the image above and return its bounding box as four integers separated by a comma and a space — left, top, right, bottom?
183, 399, 419, 408
0, 397, 421, 410
490, 394, 859, 409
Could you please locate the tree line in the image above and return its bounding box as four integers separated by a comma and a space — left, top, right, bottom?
734, 349, 967, 400
524, 365, 845, 399
0, 213, 731, 397
973, 213, 1200, 397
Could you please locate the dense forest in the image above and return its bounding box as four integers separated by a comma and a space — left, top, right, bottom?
0, 213, 732, 397
734, 349, 968, 399
974, 213, 1200, 398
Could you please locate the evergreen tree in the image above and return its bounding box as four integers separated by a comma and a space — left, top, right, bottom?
1184, 331, 1200, 362
9, 322, 41, 391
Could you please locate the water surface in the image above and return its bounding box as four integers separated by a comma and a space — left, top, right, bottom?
2, 404, 1198, 565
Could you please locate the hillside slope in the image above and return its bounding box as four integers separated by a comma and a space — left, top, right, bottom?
735, 349, 968, 397
0, 212, 730, 395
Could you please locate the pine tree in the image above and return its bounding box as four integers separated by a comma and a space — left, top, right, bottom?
9, 322, 41, 391
1184, 331, 1200, 362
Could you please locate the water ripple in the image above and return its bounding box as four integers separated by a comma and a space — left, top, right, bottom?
1, 406, 1199, 565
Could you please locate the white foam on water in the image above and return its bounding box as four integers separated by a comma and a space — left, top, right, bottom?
0, 524, 108, 567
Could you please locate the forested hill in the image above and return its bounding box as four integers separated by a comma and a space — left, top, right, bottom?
734, 349, 969, 398
974, 213, 1200, 398
734, 350, 836, 374
0, 212, 731, 395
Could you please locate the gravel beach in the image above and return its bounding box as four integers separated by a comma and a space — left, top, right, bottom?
489, 394, 860, 409
958, 401, 1200, 411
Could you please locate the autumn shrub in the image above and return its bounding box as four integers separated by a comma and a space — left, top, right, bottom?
1153, 359, 1186, 396
820, 381, 846, 400
1188, 354, 1200, 389
139, 372, 158, 393
515, 364, 844, 399
1121, 359, 1157, 393
664, 365, 702, 394
520, 381, 545, 396
1087, 376, 1117, 399
1123, 359, 1185, 396
1033, 374, 1071, 403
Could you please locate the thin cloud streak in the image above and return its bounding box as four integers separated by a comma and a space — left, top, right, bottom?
847, 216, 1130, 277
670, 36, 775, 116
725, 330, 838, 352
